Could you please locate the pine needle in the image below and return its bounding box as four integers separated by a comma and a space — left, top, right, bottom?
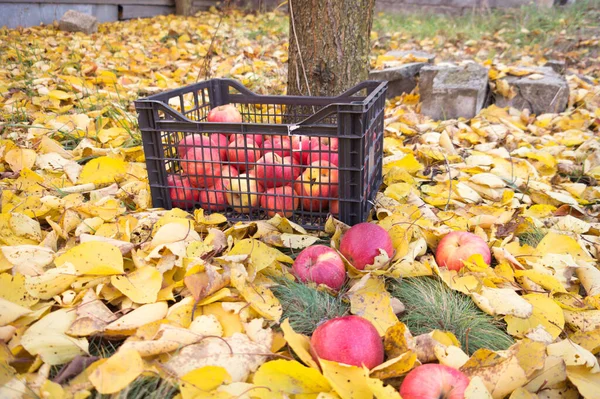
517, 225, 547, 247
388, 277, 513, 355
271, 277, 350, 335
88, 335, 123, 358
92, 376, 178, 399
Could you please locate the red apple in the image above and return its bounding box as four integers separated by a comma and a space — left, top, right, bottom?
310, 315, 384, 369
292, 245, 346, 290
177, 134, 211, 157
167, 175, 199, 209
199, 180, 227, 211
400, 364, 470, 399
307, 143, 338, 166
253, 152, 302, 189
262, 136, 293, 157
293, 161, 338, 212
330, 200, 339, 216
223, 173, 264, 213
260, 186, 299, 218
207, 104, 242, 123
339, 223, 394, 270
253, 152, 286, 189
229, 133, 264, 147
291, 135, 312, 164
219, 164, 239, 182
210, 133, 229, 160
309, 136, 339, 150
281, 155, 303, 182
435, 231, 491, 271
181, 146, 222, 188
227, 137, 262, 172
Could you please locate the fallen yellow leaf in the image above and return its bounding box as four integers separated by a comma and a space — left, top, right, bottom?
88, 349, 144, 394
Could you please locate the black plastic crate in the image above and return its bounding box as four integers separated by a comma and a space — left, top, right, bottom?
134, 78, 387, 229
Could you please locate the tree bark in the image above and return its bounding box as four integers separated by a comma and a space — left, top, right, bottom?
287, 0, 376, 97
175, 0, 193, 16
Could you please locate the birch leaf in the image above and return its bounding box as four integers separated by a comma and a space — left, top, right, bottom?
346, 275, 399, 336
21, 308, 89, 365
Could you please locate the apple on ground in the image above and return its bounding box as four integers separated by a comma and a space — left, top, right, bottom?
181, 146, 222, 188
167, 175, 199, 209
399, 364, 470, 399
435, 231, 491, 271
339, 222, 394, 270
207, 104, 242, 123
310, 315, 384, 369
259, 185, 299, 218
227, 137, 262, 172
292, 244, 346, 291
293, 160, 338, 211
224, 172, 264, 213
262, 136, 293, 157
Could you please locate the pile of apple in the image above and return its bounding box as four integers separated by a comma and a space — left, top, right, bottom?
167, 104, 340, 217
290, 223, 471, 398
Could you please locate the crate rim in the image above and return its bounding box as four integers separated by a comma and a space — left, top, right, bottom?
134, 78, 388, 128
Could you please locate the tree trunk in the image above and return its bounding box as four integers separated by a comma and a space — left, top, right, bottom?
287, 0, 376, 97
175, 0, 193, 16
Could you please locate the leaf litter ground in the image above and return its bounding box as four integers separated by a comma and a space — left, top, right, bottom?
1, 4, 600, 398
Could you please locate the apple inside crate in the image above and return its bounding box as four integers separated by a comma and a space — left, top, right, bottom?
135, 78, 387, 229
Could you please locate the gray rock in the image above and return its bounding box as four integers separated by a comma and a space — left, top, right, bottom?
369, 63, 427, 98
494, 66, 569, 115
59, 9, 98, 34
384, 50, 436, 64
544, 60, 566, 74
369, 50, 435, 98
419, 63, 489, 121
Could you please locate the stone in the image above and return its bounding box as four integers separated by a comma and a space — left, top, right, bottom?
494, 66, 569, 115
59, 10, 98, 34
419, 63, 489, 121
384, 50, 436, 64
0, 4, 116, 30
369, 63, 427, 98
544, 60, 566, 74
369, 50, 435, 98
